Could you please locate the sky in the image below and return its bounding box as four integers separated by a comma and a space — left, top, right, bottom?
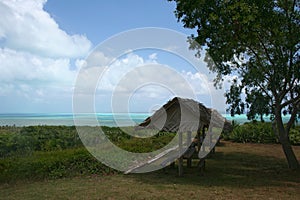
0, 0, 229, 114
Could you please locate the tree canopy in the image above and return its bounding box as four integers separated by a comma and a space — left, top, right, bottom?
171, 0, 299, 169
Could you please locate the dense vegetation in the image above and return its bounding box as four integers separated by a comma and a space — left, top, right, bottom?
223, 122, 300, 145
0, 126, 175, 182
2, 141, 300, 200
0, 126, 82, 157
0, 124, 299, 183
0, 126, 176, 158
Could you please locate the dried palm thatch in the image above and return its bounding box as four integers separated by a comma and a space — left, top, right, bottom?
137, 97, 232, 133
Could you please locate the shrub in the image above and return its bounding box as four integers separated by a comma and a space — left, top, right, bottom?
118, 133, 175, 153
225, 122, 300, 145
0, 148, 116, 183
289, 128, 300, 145
0, 126, 83, 157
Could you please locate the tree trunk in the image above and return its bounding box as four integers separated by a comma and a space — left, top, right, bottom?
260, 114, 264, 122
279, 133, 299, 169
276, 114, 299, 169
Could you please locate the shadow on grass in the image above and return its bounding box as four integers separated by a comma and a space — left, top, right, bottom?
126, 150, 300, 188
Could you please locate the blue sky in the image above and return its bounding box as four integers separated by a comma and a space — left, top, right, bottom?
0, 0, 229, 113
44, 0, 195, 44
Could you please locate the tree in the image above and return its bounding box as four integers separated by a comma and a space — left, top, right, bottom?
170, 0, 300, 169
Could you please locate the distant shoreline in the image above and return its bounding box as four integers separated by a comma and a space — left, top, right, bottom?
0, 113, 296, 127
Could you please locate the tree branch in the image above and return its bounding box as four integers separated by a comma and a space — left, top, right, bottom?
292, 0, 296, 13
255, 82, 273, 100
279, 76, 297, 102
257, 34, 276, 68
280, 94, 300, 108
246, 46, 273, 80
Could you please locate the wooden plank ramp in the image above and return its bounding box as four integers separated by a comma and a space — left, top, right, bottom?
124, 145, 180, 174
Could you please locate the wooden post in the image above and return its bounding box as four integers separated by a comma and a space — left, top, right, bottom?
178, 156, 183, 176
208, 126, 215, 156
210, 127, 216, 154
170, 162, 175, 169
187, 131, 192, 168
178, 132, 183, 176
187, 131, 192, 145
197, 129, 201, 152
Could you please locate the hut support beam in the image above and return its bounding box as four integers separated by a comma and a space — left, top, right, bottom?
178, 132, 183, 176
187, 131, 192, 168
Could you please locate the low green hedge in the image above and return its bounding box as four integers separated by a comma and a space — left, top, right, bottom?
0, 148, 116, 183
223, 122, 300, 145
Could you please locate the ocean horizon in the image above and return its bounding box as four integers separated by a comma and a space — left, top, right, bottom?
0, 113, 296, 127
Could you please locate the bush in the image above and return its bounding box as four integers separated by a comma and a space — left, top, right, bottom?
0, 148, 116, 183
289, 128, 300, 145
0, 126, 175, 182
118, 133, 175, 153
224, 122, 300, 145
0, 126, 83, 157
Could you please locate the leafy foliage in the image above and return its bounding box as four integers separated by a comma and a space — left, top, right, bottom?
172, 0, 299, 121
223, 122, 300, 145
0, 126, 175, 182
0, 148, 116, 182
0, 126, 83, 157
118, 132, 176, 153
171, 0, 300, 169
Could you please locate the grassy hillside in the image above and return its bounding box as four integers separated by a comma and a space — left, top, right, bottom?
0, 124, 299, 182
1, 141, 299, 200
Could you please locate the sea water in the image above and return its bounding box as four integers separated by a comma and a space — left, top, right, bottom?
0, 113, 149, 127
0, 113, 296, 127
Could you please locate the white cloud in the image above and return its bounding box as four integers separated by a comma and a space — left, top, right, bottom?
75, 59, 87, 69
0, 48, 77, 103
95, 53, 212, 99
0, 48, 75, 84
85, 51, 111, 67
181, 71, 212, 95
74, 52, 226, 113
0, 0, 94, 111
148, 53, 157, 60
0, 0, 91, 58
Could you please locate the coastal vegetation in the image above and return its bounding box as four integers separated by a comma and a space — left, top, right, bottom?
0, 124, 299, 183
0, 124, 299, 199
223, 121, 300, 145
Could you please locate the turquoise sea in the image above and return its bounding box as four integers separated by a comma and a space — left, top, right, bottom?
0, 113, 296, 127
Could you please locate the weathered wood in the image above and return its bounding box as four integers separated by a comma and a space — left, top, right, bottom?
178, 132, 183, 176
170, 162, 175, 168
178, 156, 183, 176
179, 132, 183, 153
197, 130, 201, 152
187, 158, 192, 168
124, 145, 179, 174
183, 146, 196, 158
187, 131, 192, 146
160, 153, 179, 167
125, 130, 217, 176
198, 158, 206, 176
186, 130, 193, 168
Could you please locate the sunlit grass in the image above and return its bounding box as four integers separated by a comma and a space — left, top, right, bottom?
1, 141, 299, 200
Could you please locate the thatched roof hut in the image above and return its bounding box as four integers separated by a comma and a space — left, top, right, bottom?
129, 97, 232, 176
137, 97, 232, 133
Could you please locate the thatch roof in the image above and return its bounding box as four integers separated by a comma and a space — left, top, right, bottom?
137, 97, 232, 132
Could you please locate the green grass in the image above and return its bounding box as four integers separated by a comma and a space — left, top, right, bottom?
1, 141, 299, 200
0, 126, 177, 183
0, 148, 116, 182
